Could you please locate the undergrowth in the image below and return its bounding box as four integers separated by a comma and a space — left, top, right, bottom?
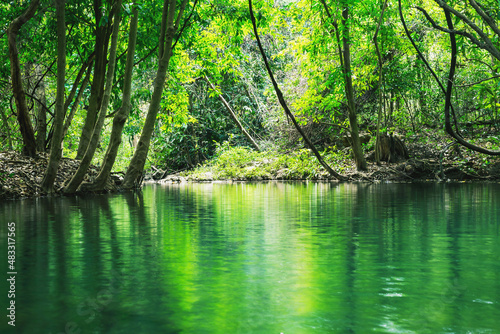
182, 140, 351, 181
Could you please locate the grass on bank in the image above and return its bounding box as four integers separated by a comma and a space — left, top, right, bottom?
181, 140, 352, 181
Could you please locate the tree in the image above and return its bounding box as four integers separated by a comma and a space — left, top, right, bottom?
122, 0, 191, 189
248, 0, 346, 180
41, 0, 66, 192
400, 0, 500, 155
7, 0, 39, 157
63, 0, 122, 194
89, 5, 139, 191
319, 0, 367, 171
75, 0, 112, 159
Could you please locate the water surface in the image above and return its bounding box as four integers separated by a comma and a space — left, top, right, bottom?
1, 182, 499, 333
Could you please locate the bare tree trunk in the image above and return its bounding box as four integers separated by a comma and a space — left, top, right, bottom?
7, 0, 39, 157
41, 0, 66, 192
205, 76, 260, 151
122, 0, 190, 189
89, 6, 139, 191
63, 0, 122, 194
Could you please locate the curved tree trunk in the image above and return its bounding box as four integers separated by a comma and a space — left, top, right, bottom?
7, 0, 39, 157
122, 0, 189, 189
63, 0, 122, 194
89, 7, 139, 192
41, 0, 66, 192
248, 0, 346, 180
400, 0, 500, 155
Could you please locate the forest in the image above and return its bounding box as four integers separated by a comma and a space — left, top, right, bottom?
1, 0, 500, 198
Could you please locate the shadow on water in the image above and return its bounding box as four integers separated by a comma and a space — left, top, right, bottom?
0, 182, 499, 333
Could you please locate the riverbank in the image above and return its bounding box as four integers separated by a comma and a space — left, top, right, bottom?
2, 139, 499, 200
158, 139, 500, 183
0, 151, 110, 199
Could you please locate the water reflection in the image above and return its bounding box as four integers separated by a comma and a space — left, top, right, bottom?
0, 182, 499, 333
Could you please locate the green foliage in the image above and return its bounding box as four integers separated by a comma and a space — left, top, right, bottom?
184, 137, 350, 181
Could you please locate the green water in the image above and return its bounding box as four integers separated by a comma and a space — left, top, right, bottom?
1, 182, 499, 333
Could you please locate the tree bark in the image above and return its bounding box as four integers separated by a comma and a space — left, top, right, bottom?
64, 0, 122, 194
89, 6, 139, 191
7, 0, 39, 157
249, 0, 345, 180
41, 0, 66, 192
122, 0, 190, 189
205, 76, 260, 152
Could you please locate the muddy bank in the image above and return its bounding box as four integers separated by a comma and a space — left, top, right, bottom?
0, 151, 117, 199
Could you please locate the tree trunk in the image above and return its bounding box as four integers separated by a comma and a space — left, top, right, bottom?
205, 76, 260, 152
76, 0, 109, 159
41, 0, 66, 192
89, 6, 139, 192
341, 6, 367, 171
63, 0, 122, 194
122, 0, 189, 189
7, 0, 39, 157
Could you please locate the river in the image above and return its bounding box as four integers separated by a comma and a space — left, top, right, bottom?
1, 182, 499, 333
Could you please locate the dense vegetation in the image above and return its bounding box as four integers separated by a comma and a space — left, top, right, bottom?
1, 0, 500, 195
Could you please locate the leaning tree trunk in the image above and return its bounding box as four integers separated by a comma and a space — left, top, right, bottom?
41, 0, 66, 192
7, 0, 39, 157
122, 0, 189, 189
63, 0, 122, 194
89, 6, 139, 192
